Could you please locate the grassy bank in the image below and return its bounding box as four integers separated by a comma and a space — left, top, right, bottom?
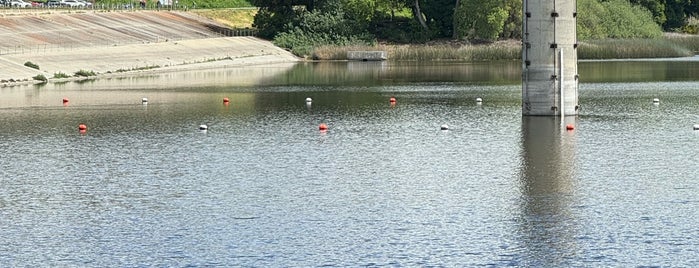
191, 8, 256, 29
312, 40, 522, 61
310, 35, 699, 61
578, 36, 696, 59
663, 33, 699, 53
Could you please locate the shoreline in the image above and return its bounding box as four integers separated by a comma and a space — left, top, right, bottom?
1, 36, 300, 88
1, 55, 300, 88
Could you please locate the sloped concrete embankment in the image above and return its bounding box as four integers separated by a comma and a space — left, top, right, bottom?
0, 10, 298, 85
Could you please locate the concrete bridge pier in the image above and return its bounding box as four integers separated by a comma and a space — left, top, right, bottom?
522, 0, 579, 116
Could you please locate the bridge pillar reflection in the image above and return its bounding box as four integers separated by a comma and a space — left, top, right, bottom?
516, 116, 578, 266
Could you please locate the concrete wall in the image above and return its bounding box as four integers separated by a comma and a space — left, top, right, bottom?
0, 11, 299, 84
347, 51, 387, 61
522, 0, 579, 116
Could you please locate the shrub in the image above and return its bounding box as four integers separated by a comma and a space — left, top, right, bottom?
32, 74, 48, 82
53, 72, 71, 79
681, 16, 699, 34
24, 61, 40, 70
577, 0, 662, 40
74, 69, 96, 77
273, 7, 374, 57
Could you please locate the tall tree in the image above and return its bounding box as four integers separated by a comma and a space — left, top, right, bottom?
420, 0, 458, 37
664, 0, 691, 30
453, 0, 508, 41
630, 0, 666, 25
410, 0, 429, 30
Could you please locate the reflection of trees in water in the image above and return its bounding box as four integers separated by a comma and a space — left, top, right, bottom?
515, 116, 579, 267
280, 61, 522, 85
579, 60, 699, 82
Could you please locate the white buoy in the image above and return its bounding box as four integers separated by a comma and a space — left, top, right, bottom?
476, 97, 483, 103
440, 124, 449, 130
199, 124, 208, 131
653, 98, 660, 104
305, 97, 312, 103
142, 97, 148, 104
693, 124, 699, 130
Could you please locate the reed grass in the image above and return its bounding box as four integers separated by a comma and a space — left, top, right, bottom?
312, 40, 521, 61
312, 36, 697, 61
663, 33, 699, 53
578, 38, 694, 59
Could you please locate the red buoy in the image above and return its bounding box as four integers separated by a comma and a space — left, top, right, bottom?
223, 97, 230, 103
566, 124, 575, 131
389, 97, 396, 103
62, 98, 69, 103
78, 124, 87, 131
319, 123, 328, 131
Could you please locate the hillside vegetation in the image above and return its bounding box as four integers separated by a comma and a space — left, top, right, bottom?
242, 0, 697, 58
93, 0, 699, 59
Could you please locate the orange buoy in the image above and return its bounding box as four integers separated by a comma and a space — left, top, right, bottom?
78, 124, 87, 131
62, 98, 69, 103
389, 97, 397, 103
223, 97, 230, 103
566, 124, 575, 131
319, 123, 328, 131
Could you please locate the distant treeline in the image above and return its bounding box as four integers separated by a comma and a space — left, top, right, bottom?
245, 0, 697, 56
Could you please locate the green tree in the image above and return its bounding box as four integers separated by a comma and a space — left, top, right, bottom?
578, 0, 661, 39
454, 0, 508, 41
577, 0, 608, 40
630, 0, 666, 25
272, 0, 374, 56
501, 0, 522, 39
252, 5, 298, 39
601, 0, 662, 38
664, 0, 690, 30
420, 0, 458, 37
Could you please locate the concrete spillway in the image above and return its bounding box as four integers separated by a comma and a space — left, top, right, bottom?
522, 0, 579, 116
0, 11, 299, 84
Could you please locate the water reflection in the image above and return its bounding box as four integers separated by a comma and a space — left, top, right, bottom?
579, 57, 699, 82
11, 59, 697, 94
516, 116, 578, 266
279, 61, 522, 85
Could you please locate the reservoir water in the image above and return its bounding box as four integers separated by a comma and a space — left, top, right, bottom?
1, 58, 698, 266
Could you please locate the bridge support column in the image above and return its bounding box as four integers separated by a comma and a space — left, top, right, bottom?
522, 0, 579, 116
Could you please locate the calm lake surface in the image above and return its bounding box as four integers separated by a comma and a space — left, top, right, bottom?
1, 57, 699, 266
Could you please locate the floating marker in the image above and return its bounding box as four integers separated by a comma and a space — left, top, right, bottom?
223, 97, 230, 103
142, 97, 148, 104
199, 124, 208, 131
440, 124, 449, 130
319, 123, 328, 131
693, 124, 699, 130
78, 124, 87, 131
389, 97, 397, 103
306, 97, 312, 103
653, 98, 660, 104
62, 98, 69, 103
476, 97, 483, 103
566, 124, 575, 131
